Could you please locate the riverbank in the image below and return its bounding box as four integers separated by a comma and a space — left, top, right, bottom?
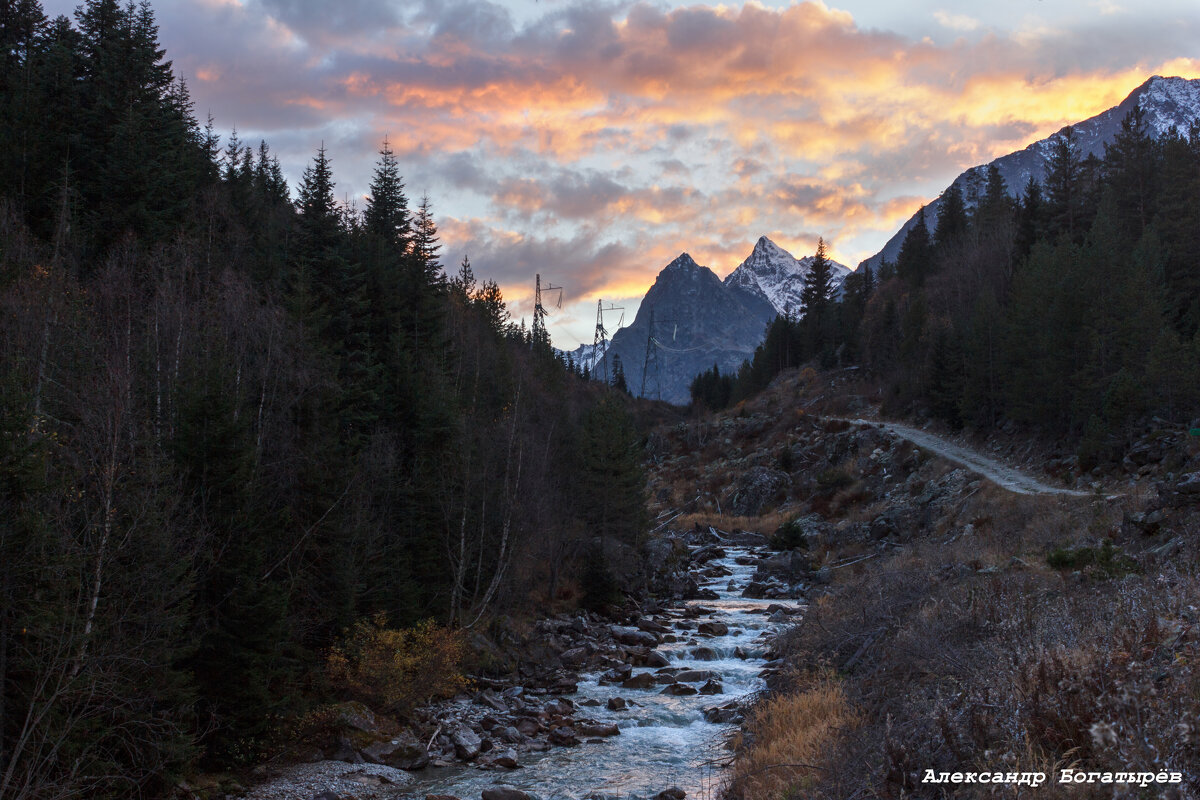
226, 530, 807, 800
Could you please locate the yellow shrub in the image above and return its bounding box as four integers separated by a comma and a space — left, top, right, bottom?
327, 615, 468, 716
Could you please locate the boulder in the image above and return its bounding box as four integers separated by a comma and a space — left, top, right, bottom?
360, 732, 429, 770
699, 679, 723, 695
703, 705, 743, 724
476, 689, 509, 712
327, 736, 363, 764
611, 626, 658, 647
576, 721, 620, 737
636, 618, 671, 634
549, 726, 580, 747
697, 621, 728, 636
482, 787, 537, 800
1176, 472, 1200, 494
674, 669, 716, 683
655, 789, 686, 800
543, 698, 573, 716
497, 726, 524, 744
660, 683, 698, 696
690, 647, 718, 661
559, 647, 590, 668
451, 725, 482, 761
1123, 508, 1166, 536
620, 672, 657, 690
645, 650, 671, 668
490, 748, 520, 769
600, 664, 633, 684
606, 697, 627, 711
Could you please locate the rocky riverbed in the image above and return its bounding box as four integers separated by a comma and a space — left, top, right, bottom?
238, 530, 814, 800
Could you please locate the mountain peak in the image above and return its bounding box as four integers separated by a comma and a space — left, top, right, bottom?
724, 236, 850, 316
663, 252, 701, 272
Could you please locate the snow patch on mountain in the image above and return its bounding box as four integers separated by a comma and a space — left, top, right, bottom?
723, 236, 851, 317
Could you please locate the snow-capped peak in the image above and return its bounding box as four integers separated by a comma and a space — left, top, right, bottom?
1137, 76, 1200, 138
723, 236, 851, 317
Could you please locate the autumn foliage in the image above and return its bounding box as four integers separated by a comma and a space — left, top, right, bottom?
327, 615, 469, 716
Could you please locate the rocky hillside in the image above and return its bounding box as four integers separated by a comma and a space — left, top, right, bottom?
642, 368, 1200, 799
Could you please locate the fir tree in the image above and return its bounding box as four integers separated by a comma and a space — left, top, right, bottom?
363, 137, 409, 248
934, 181, 968, 251
1104, 106, 1159, 239
1044, 126, 1083, 242
799, 237, 836, 319
896, 207, 932, 285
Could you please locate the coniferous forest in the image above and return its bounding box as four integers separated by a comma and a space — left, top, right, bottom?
694, 113, 1200, 463
0, 2, 649, 796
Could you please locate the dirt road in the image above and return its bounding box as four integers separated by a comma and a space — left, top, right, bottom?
844, 418, 1091, 496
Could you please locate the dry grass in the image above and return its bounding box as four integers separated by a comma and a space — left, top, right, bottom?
727, 672, 858, 800
672, 510, 792, 536
770, 492, 1200, 798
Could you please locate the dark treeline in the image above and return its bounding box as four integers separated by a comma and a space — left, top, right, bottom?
0, 1, 648, 796
696, 110, 1200, 464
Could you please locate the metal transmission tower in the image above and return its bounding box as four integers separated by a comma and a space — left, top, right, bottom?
640, 310, 679, 400
531, 274, 562, 350
591, 300, 623, 383
640, 309, 660, 399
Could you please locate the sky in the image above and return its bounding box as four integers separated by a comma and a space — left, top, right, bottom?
44, 0, 1200, 348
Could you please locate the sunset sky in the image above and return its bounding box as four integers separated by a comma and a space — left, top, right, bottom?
45, 0, 1200, 348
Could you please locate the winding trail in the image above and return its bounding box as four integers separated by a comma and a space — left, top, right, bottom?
841, 418, 1091, 497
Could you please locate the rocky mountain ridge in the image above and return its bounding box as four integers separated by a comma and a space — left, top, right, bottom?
723, 235, 851, 316
561, 237, 843, 404
862, 75, 1200, 269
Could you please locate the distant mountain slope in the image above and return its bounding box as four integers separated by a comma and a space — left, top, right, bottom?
862, 75, 1200, 270
597, 253, 776, 404
724, 236, 851, 314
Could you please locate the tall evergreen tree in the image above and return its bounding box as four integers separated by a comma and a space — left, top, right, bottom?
896, 206, 933, 285
1104, 106, 1159, 240
934, 182, 968, 251
1044, 125, 1083, 242
800, 237, 835, 319
363, 137, 409, 247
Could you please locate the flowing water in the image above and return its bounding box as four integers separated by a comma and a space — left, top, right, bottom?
407, 547, 796, 800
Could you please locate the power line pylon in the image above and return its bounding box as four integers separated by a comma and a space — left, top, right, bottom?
640, 310, 677, 400
531, 274, 562, 350
641, 309, 659, 399
592, 300, 624, 384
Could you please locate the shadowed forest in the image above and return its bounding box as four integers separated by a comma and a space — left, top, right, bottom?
0, 2, 649, 796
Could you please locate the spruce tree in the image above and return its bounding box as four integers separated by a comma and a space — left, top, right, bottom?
1044, 126, 1083, 242
934, 182, 968, 251
1104, 106, 1159, 240
363, 137, 409, 247
896, 207, 932, 285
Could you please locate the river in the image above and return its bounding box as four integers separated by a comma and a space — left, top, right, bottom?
405, 546, 796, 800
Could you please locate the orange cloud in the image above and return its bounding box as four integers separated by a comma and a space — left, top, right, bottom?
166, 0, 1200, 330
